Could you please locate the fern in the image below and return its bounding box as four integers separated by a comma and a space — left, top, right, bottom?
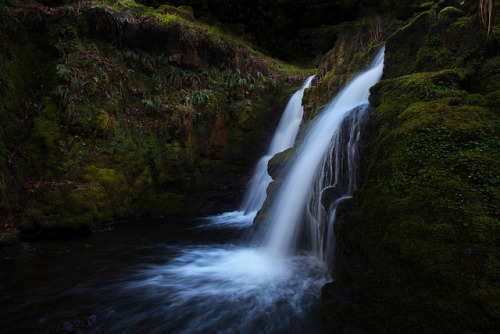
190, 91, 210, 105
55, 85, 69, 99
142, 96, 162, 110
56, 64, 72, 81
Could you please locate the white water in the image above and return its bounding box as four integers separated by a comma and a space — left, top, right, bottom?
103, 214, 329, 334
107, 50, 384, 333
306, 106, 368, 264
262, 47, 385, 259
240, 76, 314, 215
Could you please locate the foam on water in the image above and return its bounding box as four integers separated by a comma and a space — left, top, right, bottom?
116, 242, 328, 333
193, 211, 255, 230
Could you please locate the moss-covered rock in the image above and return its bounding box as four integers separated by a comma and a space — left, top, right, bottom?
438, 6, 465, 21
384, 4, 485, 80
328, 67, 499, 334
0, 0, 309, 238
317, 2, 499, 333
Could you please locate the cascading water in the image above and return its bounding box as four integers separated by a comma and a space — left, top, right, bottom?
240, 76, 314, 215
1, 50, 385, 334
141, 49, 386, 333
306, 107, 368, 267
98, 75, 327, 333
261, 46, 385, 260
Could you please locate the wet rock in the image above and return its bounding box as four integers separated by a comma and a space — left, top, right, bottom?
320, 186, 343, 209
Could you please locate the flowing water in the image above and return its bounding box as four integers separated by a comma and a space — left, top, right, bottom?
260, 47, 385, 260
305, 106, 370, 266
240, 76, 314, 215
0, 49, 384, 333
0, 216, 327, 333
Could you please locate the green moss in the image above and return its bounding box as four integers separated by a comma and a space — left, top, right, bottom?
451, 15, 475, 28
438, 6, 464, 21
24, 100, 62, 174
415, 35, 456, 71
157, 4, 195, 21
267, 147, 295, 180
398, 98, 491, 139
384, 10, 434, 78
66, 166, 131, 226
327, 54, 498, 333
31, 102, 60, 150
370, 69, 465, 112
479, 57, 500, 92
332, 86, 499, 332
384, 8, 484, 79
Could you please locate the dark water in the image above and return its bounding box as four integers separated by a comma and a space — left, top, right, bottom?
0, 212, 329, 333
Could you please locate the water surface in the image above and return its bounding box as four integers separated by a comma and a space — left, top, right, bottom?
0, 214, 328, 333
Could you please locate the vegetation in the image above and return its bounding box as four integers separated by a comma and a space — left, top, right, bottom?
0, 0, 308, 239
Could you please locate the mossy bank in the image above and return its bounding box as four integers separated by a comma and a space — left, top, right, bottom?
0, 0, 310, 242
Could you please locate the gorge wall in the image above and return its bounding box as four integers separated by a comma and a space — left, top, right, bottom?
0, 0, 308, 241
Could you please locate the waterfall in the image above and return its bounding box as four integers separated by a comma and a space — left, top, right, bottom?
261, 47, 385, 260
240, 76, 314, 215
305, 107, 368, 267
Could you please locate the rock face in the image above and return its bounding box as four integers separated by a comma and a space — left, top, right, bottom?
0, 1, 307, 238
313, 1, 499, 333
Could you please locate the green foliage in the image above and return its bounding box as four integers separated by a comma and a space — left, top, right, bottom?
0, 0, 307, 238
142, 96, 163, 110
189, 90, 210, 105
117, 49, 169, 70
55, 63, 89, 104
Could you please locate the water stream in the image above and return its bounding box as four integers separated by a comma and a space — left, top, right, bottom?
240, 76, 314, 215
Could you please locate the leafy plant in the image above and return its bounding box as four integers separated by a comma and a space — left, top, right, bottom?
119, 49, 169, 70
142, 96, 162, 110
189, 90, 210, 105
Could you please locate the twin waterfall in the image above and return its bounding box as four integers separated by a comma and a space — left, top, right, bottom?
250, 47, 385, 264
1, 48, 386, 334
112, 48, 386, 333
